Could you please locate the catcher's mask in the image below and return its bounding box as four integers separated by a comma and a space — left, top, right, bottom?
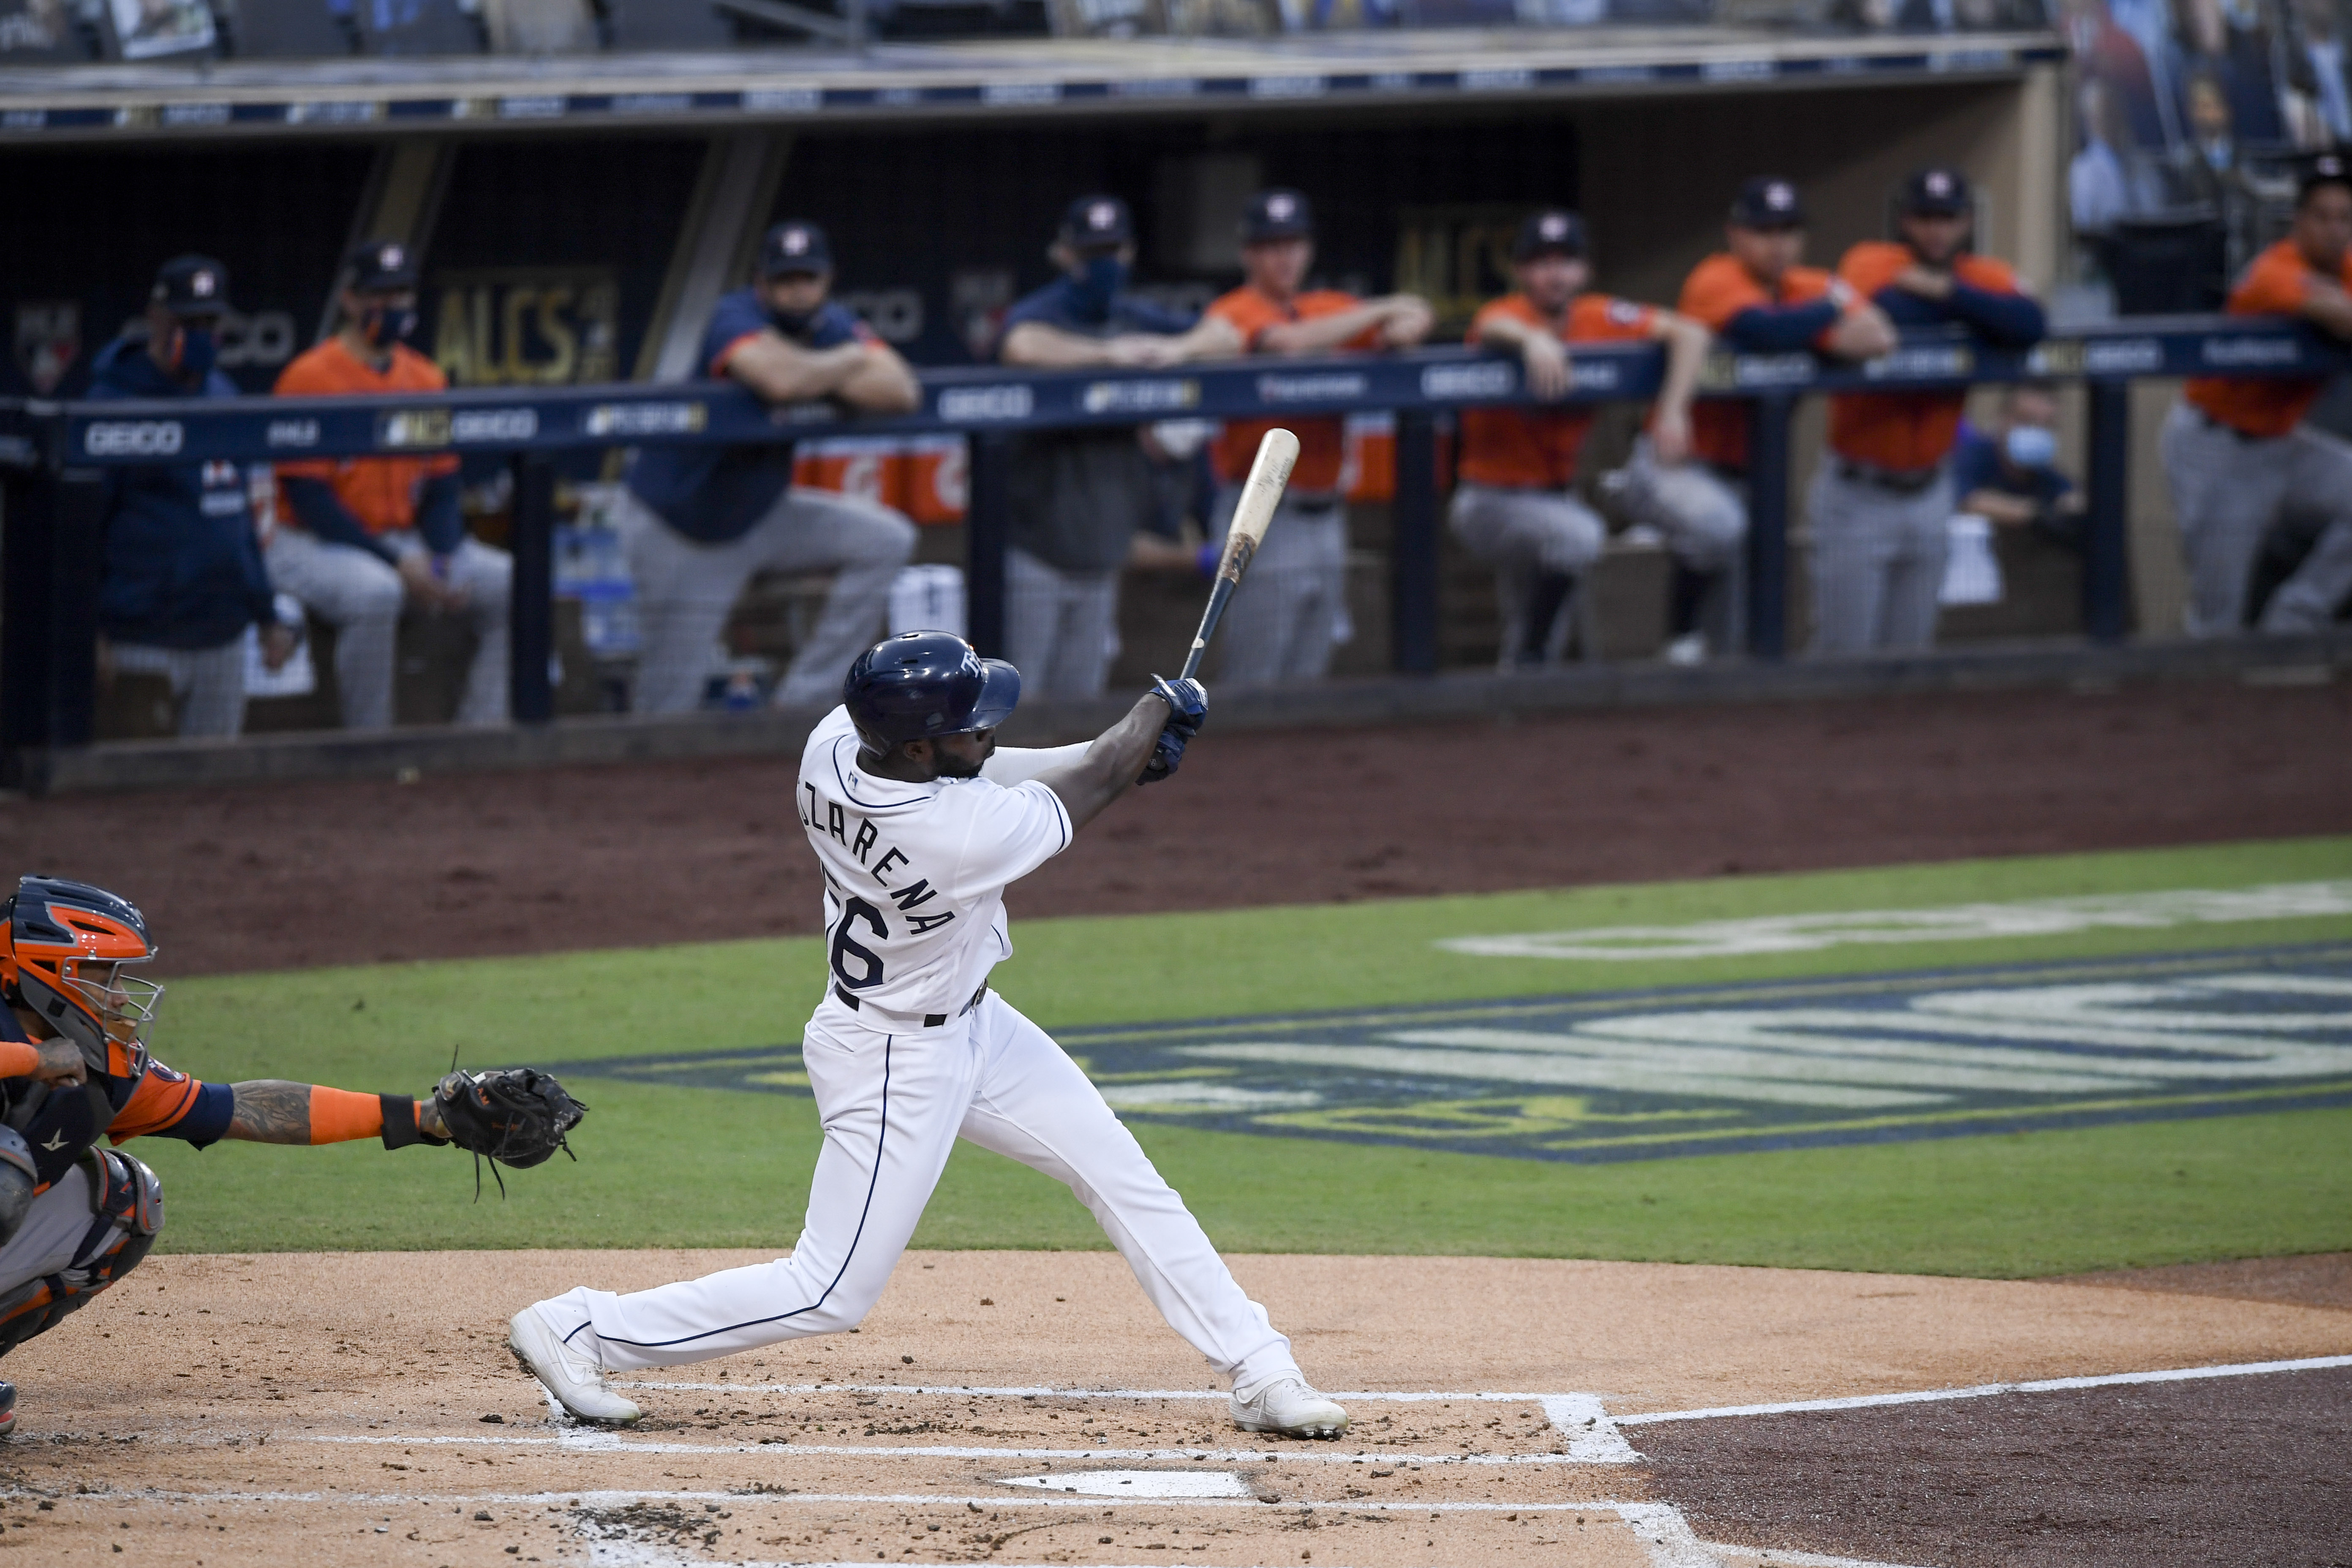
1, 876, 162, 1069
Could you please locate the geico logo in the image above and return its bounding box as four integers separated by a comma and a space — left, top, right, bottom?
451, 408, 539, 443
938, 385, 1034, 422
84, 421, 184, 457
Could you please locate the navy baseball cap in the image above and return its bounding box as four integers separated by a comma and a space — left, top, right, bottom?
151, 255, 231, 318
1729, 176, 1806, 229
760, 221, 833, 278
1240, 188, 1314, 244
1900, 166, 1973, 216
1060, 194, 1134, 250
346, 239, 419, 292
2299, 151, 2352, 203
1512, 208, 1587, 262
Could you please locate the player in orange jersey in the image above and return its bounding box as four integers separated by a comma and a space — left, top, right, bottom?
1451, 209, 1709, 665
271, 240, 512, 730
2163, 155, 2352, 636
1669, 178, 1897, 661
1202, 190, 1433, 686
1811, 168, 2044, 655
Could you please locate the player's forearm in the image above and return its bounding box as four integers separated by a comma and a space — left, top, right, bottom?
1655, 315, 1709, 414
1001, 323, 1123, 368
836, 346, 922, 412
223, 1081, 447, 1145
1258, 305, 1390, 355
1173, 315, 1245, 362
2300, 285, 2352, 340
730, 341, 867, 405
1036, 695, 1165, 831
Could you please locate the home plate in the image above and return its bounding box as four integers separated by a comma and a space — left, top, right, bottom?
996, 1468, 1255, 1498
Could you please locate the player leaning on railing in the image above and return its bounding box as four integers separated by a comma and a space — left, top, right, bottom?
0, 877, 585, 1437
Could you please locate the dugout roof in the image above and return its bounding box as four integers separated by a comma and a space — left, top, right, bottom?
0, 24, 2060, 144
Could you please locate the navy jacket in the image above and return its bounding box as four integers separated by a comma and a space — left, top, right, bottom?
90, 336, 275, 651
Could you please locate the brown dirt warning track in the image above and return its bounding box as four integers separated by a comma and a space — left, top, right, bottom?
2, 1251, 2347, 1568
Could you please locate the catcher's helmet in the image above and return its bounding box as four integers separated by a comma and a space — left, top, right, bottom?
842, 631, 1021, 746
0, 876, 161, 1062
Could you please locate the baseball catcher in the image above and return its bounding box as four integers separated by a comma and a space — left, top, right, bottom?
0, 875, 586, 1435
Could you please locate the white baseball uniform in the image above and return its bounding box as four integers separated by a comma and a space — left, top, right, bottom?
528, 708, 1302, 1390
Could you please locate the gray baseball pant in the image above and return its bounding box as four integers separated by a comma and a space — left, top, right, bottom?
617, 485, 916, 714
1805, 463, 1952, 656
107, 639, 247, 738
1210, 490, 1348, 687
1616, 436, 1750, 652
1448, 483, 1604, 666
2161, 402, 2352, 636
265, 527, 512, 730
1005, 547, 1121, 699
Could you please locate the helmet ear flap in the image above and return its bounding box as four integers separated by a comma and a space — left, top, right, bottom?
13, 969, 107, 1071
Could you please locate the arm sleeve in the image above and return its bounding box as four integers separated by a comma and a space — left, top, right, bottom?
1718, 298, 1843, 352
281, 476, 400, 564
412, 471, 465, 556
1941, 283, 2046, 346
979, 743, 1090, 787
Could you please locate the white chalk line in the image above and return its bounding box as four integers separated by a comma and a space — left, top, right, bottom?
614, 1382, 1544, 1402
1614, 1352, 2352, 1426
2, 1484, 1639, 1515
278, 1430, 1614, 1466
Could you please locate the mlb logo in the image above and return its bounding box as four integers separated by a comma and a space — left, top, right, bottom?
202, 460, 238, 487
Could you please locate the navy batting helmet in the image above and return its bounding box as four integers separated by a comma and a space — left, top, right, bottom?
842, 632, 1021, 746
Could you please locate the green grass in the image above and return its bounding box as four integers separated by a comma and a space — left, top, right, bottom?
132, 835, 2352, 1276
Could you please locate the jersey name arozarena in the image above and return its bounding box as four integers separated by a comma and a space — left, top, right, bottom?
797, 706, 1072, 1019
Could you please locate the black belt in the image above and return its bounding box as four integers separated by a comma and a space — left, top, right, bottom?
833, 981, 988, 1029
1836, 460, 1941, 496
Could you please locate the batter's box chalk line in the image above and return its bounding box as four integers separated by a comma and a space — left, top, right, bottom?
572, 1501, 1750, 1568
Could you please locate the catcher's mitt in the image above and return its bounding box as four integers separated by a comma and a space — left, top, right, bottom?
434, 1068, 587, 1200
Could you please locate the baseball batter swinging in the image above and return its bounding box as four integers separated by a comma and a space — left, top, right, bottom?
510, 633, 1351, 1440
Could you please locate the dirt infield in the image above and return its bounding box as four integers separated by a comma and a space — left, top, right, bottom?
2, 1250, 2347, 1567
0, 677, 2345, 977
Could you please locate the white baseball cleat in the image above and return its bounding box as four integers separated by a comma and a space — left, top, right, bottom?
1230, 1375, 1350, 1439
507, 1306, 642, 1425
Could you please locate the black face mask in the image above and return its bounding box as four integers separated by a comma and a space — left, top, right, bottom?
360, 305, 417, 350
768, 305, 818, 338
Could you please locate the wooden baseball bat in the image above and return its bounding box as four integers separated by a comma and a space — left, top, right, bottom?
1179, 427, 1299, 681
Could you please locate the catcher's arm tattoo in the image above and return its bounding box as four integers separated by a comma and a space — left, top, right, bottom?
223, 1081, 452, 1145
223, 1080, 313, 1144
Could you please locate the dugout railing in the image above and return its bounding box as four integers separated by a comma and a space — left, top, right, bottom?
0, 315, 2339, 778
